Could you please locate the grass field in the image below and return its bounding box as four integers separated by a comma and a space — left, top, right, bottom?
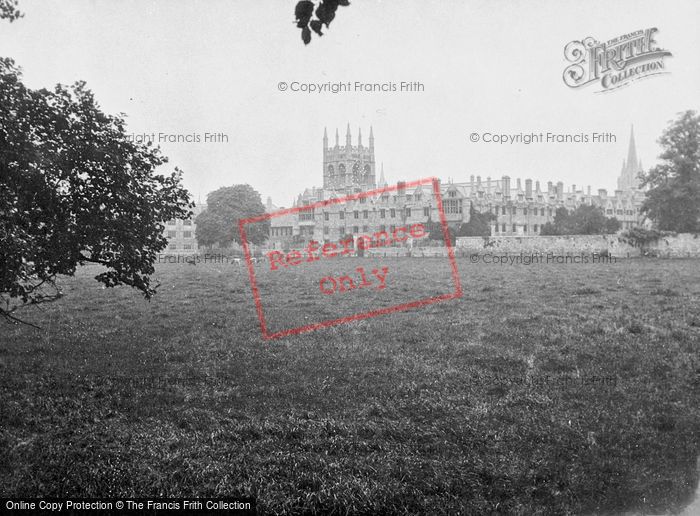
1, 256, 699, 515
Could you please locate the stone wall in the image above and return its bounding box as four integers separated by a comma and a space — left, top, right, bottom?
455, 234, 700, 258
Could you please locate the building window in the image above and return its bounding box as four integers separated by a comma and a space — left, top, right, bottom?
359, 197, 366, 204
339, 226, 346, 235
379, 225, 386, 232
353, 226, 359, 233
390, 208, 396, 218
416, 194, 422, 201
362, 225, 369, 232
167, 230, 177, 238
444, 199, 462, 214
512, 224, 517, 232
448, 190, 457, 198
167, 219, 176, 225
423, 207, 430, 217
534, 224, 538, 232
184, 244, 192, 250
380, 209, 386, 218
363, 210, 368, 219
405, 208, 411, 217
300, 209, 314, 221
502, 206, 506, 215
406, 194, 413, 201
523, 225, 528, 233
354, 210, 359, 219
183, 219, 192, 226
339, 211, 345, 219
390, 225, 396, 232
502, 223, 506, 232
540, 208, 545, 216
169, 243, 177, 250
323, 226, 329, 235
183, 231, 192, 238
495, 224, 499, 232
324, 212, 329, 221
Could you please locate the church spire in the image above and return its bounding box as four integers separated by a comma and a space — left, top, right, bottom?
346, 123, 351, 147
369, 126, 374, 150
335, 128, 339, 147
358, 127, 362, 147
618, 124, 642, 191
323, 127, 328, 149
379, 163, 387, 187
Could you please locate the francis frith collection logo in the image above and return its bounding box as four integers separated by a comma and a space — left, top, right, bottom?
563, 28, 672, 92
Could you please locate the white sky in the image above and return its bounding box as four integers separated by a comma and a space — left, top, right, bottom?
1, 0, 698, 206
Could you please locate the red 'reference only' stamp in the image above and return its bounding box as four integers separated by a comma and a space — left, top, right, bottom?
239, 177, 462, 339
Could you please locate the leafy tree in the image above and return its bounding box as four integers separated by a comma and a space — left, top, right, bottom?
457, 204, 496, 237
424, 217, 456, 245
540, 205, 620, 235
0, 58, 192, 325
0, 0, 22, 22
295, 0, 350, 45
195, 185, 269, 248
641, 110, 700, 232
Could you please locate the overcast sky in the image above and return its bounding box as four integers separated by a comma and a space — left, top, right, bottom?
1, 0, 698, 206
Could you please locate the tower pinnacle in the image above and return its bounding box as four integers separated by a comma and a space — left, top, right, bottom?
617, 124, 642, 191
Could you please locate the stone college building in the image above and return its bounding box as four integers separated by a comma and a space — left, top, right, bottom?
265, 125, 647, 250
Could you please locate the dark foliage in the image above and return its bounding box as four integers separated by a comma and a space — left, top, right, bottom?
540, 205, 620, 235
0, 0, 22, 22
195, 185, 269, 249
640, 110, 700, 232
457, 204, 497, 237
0, 58, 192, 325
621, 227, 675, 247
295, 0, 350, 45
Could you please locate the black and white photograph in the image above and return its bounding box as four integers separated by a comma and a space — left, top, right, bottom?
1, 1, 699, 514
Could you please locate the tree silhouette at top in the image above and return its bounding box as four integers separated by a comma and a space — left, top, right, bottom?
0, 0, 22, 22
295, 0, 350, 45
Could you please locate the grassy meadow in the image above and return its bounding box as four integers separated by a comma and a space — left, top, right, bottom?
1, 256, 699, 515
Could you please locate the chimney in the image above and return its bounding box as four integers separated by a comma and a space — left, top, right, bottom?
598, 188, 607, 198
556, 181, 564, 200
572, 184, 576, 193
477, 175, 482, 189
503, 176, 511, 199
487, 176, 492, 194
587, 185, 591, 196
535, 180, 541, 193
547, 181, 553, 195
525, 179, 533, 199
470, 174, 475, 194
516, 178, 522, 191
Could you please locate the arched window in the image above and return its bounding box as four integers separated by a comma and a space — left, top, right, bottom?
363, 164, 372, 181
338, 163, 346, 181
352, 162, 360, 182
327, 164, 335, 178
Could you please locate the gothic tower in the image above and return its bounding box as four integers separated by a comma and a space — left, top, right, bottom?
323, 125, 376, 190
617, 125, 643, 191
